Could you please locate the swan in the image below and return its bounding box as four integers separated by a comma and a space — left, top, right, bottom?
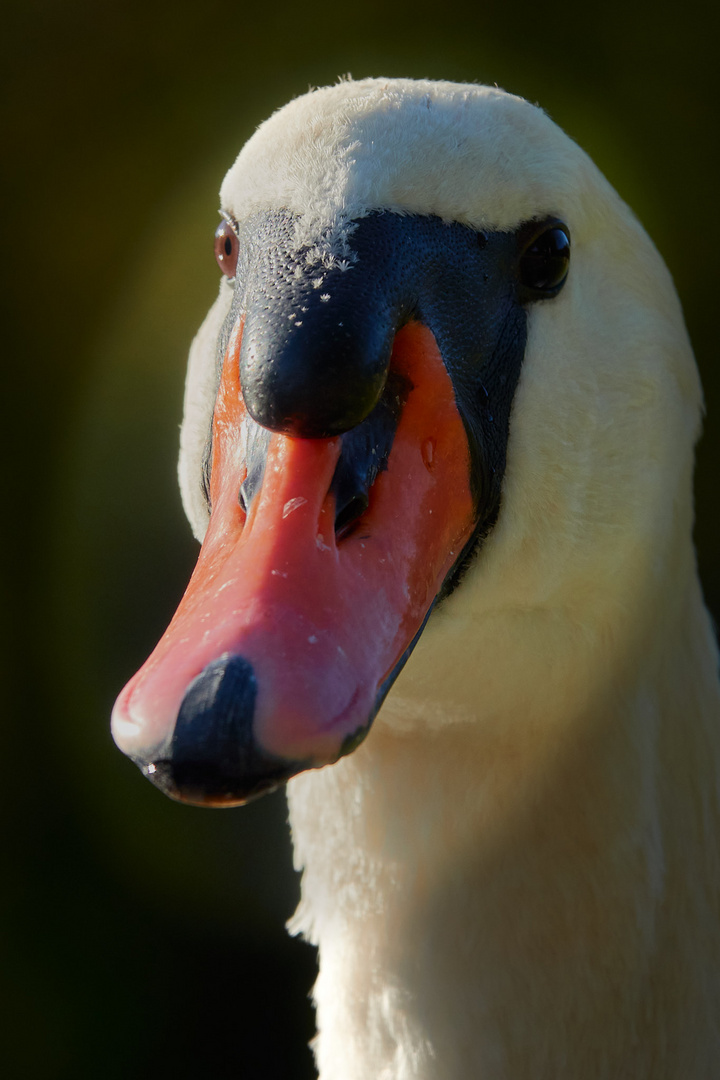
111, 78, 720, 1078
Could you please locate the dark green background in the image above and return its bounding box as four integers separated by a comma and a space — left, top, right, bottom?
2, 2, 718, 1077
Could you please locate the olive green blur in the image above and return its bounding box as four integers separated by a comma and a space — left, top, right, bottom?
2, 2, 718, 1077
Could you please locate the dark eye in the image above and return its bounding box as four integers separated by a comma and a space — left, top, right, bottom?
519, 225, 570, 295
214, 217, 239, 278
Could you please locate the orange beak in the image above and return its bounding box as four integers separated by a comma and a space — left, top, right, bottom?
112, 319, 475, 805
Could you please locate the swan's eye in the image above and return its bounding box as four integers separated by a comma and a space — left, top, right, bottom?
214, 218, 239, 278
519, 225, 570, 295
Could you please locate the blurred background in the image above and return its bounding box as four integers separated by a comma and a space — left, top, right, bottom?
2, 1, 718, 1076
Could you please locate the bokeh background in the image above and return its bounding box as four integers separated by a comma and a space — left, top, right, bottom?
3, 2, 719, 1077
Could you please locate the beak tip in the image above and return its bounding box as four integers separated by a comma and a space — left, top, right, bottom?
119, 653, 310, 807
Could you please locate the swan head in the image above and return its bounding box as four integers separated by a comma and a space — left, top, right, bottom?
111, 78, 701, 805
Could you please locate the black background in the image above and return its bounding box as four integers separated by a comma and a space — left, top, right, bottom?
2, 3, 718, 1077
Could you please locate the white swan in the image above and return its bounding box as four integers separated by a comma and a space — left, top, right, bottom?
112, 78, 720, 1078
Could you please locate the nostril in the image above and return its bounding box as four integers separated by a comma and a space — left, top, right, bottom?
239, 421, 271, 514
330, 370, 409, 541
335, 492, 369, 539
